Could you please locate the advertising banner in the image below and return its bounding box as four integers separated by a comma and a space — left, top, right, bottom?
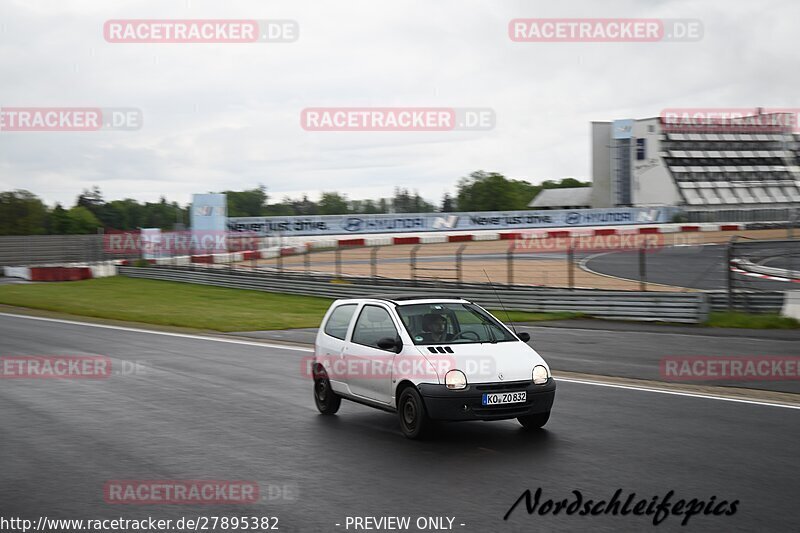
227, 207, 677, 236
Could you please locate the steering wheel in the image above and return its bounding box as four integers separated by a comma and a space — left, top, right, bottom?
451, 330, 480, 341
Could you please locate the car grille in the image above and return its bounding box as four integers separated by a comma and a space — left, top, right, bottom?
474, 380, 530, 392
472, 403, 534, 417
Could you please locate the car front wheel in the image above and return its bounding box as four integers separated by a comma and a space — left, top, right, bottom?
313, 367, 341, 415
398, 387, 431, 439
518, 411, 550, 429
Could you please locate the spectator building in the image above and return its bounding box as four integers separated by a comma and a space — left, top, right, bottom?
590, 110, 800, 221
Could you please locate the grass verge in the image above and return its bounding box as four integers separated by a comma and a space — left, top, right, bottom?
490, 310, 585, 323
0, 277, 333, 331
0, 277, 584, 332
705, 311, 800, 329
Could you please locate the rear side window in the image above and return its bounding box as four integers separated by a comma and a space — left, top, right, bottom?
324, 304, 357, 340
351, 305, 399, 349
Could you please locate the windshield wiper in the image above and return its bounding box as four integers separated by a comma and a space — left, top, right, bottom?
487, 325, 498, 344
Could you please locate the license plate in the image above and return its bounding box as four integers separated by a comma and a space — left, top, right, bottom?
482, 391, 526, 406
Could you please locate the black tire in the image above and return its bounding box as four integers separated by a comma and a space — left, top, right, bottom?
398, 387, 432, 439
518, 411, 550, 429
313, 367, 341, 415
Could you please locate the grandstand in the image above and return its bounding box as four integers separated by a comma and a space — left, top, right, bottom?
591, 110, 800, 222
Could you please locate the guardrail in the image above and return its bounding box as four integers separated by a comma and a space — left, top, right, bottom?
708, 291, 785, 313
119, 265, 711, 323
733, 258, 800, 280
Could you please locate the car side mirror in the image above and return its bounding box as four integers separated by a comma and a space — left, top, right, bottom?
518, 332, 531, 342
377, 337, 402, 353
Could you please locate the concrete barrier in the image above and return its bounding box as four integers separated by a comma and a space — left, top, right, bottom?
3, 266, 31, 279
4, 261, 117, 281
781, 291, 800, 320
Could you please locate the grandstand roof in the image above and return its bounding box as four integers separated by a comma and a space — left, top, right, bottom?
528, 187, 592, 209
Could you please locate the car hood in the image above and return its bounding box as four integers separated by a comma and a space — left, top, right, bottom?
414, 341, 549, 384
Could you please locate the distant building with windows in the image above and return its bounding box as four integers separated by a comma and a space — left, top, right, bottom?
590, 111, 800, 221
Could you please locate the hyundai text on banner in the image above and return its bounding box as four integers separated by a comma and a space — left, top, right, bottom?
227, 207, 677, 236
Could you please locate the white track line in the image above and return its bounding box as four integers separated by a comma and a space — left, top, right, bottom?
0, 312, 314, 352
1, 312, 797, 410
555, 376, 800, 410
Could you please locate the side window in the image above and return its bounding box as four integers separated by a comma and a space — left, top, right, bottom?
324, 304, 357, 340
352, 305, 398, 349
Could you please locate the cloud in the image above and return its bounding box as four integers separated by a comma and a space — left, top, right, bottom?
0, 0, 798, 206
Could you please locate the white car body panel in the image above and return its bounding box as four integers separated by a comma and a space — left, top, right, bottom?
314, 297, 552, 409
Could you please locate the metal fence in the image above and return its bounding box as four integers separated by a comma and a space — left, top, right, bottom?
119, 265, 711, 323
0, 233, 280, 268
257, 237, 724, 292
0, 234, 110, 266
685, 208, 798, 223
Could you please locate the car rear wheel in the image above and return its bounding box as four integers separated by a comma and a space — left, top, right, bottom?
398, 387, 431, 439
518, 411, 550, 429
313, 367, 341, 415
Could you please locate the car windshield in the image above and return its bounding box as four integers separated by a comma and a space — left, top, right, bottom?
396, 302, 517, 345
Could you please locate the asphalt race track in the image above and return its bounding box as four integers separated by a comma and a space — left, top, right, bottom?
241, 322, 800, 395
2, 313, 799, 532
319, 243, 794, 290
583, 245, 792, 291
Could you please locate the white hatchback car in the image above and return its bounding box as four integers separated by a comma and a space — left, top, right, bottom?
312, 295, 556, 439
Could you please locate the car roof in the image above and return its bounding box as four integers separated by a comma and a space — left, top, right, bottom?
339, 294, 470, 305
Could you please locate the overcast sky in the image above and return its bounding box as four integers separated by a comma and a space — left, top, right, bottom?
1, 0, 797, 207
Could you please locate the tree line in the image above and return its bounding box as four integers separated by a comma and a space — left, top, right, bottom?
0, 171, 589, 235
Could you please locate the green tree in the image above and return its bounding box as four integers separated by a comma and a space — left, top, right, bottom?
455, 171, 569, 211
441, 193, 454, 212
66, 206, 101, 234
45, 203, 71, 234
539, 177, 590, 189
390, 188, 434, 213
456, 171, 520, 211
318, 192, 349, 215
107, 199, 145, 230
361, 199, 380, 214
291, 195, 319, 215
225, 186, 268, 217
0, 190, 48, 235
76, 186, 104, 212
264, 199, 296, 216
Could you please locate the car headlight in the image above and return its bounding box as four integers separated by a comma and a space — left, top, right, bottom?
445, 369, 467, 390
532, 365, 549, 385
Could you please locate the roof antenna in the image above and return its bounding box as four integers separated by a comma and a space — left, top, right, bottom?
482, 268, 518, 336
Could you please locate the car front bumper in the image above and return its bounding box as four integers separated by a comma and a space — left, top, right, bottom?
417, 378, 556, 421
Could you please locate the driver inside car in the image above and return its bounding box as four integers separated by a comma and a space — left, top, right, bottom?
420, 312, 452, 344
